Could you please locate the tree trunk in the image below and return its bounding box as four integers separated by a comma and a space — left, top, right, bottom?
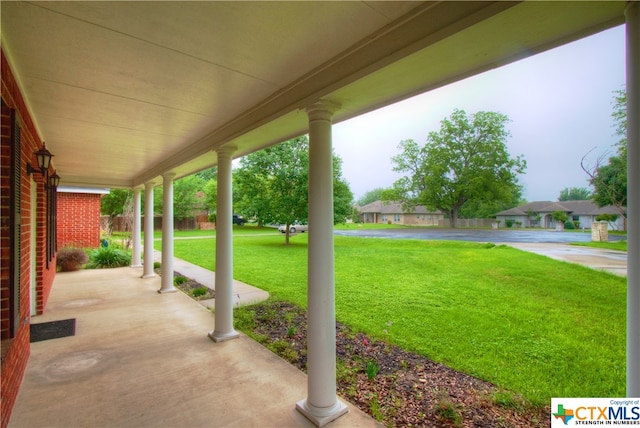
448, 208, 458, 228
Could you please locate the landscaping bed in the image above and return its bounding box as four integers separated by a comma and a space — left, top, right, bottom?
235, 300, 550, 427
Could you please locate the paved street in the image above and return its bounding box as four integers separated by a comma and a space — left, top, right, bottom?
334, 227, 626, 243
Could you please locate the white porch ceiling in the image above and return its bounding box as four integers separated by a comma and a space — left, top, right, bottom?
0, 1, 625, 189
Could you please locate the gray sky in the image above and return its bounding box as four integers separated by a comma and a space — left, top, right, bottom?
332, 25, 626, 203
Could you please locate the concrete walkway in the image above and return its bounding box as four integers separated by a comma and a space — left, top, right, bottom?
154, 250, 270, 309
504, 242, 628, 277
9, 267, 377, 428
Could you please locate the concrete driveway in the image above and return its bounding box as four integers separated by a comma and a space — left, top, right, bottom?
335, 228, 627, 276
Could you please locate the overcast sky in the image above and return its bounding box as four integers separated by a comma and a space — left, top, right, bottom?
332, 25, 626, 203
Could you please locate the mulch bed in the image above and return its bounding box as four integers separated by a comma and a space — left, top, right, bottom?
244, 301, 550, 427
172, 272, 550, 427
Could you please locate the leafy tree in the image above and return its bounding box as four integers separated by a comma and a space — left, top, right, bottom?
196, 167, 217, 182
551, 210, 568, 228
173, 175, 206, 220
356, 187, 387, 207
153, 174, 206, 220
234, 135, 353, 244
581, 89, 627, 229
101, 189, 132, 234
385, 109, 526, 227
203, 179, 218, 219
558, 187, 592, 201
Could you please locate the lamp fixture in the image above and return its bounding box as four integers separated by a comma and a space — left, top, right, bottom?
48, 171, 61, 189
26, 142, 54, 176
26, 142, 61, 187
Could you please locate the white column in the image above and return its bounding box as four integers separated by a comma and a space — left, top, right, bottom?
296, 100, 348, 427
626, 0, 640, 397
130, 187, 142, 268
142, 181, 156, 279
209, 146, 239, 342
159, 172, 177, 294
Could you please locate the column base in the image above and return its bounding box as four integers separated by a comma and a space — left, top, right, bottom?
296, 398, 348, 427
141, 273, 156, 279
157, 288, 177, 294
208, 330, 240, 343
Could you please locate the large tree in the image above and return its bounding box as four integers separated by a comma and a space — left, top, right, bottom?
385, 109, 526, 227
234, 135, 353, 244
101, 189, 132, 234
153, 174, 206, 220
558, 187, 592, 201
581, 89, 627, 229
356, 187, 387, 207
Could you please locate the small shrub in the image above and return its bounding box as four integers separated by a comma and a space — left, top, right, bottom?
57, 248, 89, 272
434, 395, 462, 426
564, 221, 575, 230
505, 219, 514, 228
86, 247, 131, 269
191, 287, 208, 298
365, 360, 380, 380
287, 325, 297, 338
153, 261, 161, 269
174, 275, 188, 285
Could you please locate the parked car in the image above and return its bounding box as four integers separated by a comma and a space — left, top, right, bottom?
233, 214, 246, 226
278, 223, 308, 234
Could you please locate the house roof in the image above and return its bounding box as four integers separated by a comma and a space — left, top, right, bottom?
495, 200, 625, 216
358, 200, 439, 215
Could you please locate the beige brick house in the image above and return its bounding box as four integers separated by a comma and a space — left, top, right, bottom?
358, 200, 443, 226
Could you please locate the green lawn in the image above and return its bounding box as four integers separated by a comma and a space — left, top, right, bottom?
156, 232, 626, 406
571, 240, 627, 251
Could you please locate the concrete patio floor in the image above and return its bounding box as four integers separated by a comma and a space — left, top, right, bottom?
8, 267, 377, 428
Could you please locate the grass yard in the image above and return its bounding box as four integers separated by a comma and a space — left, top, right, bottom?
157, 232, 626, 406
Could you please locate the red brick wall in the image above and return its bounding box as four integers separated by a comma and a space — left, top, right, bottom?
1, 48, 56, 428
58, 192, 102, 249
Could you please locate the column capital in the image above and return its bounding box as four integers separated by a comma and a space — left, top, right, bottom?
144, 180, 155, 188
306, 100, 341, 121
162, 172, 176, 181
216, 145, 237, 159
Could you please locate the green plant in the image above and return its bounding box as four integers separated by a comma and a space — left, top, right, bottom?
365, 360, 380, 381
504, 219, 514, 228
434, 395, 462, 426
56, 247, 89, 272
153, 261, 161, 269
564, 221, 575, 229
287, 325, 297, 338
191, 287, 208, 298
174, 275, 188, 285
86, 247, 131, 269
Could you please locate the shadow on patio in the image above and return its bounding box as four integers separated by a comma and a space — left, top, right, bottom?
9, 267, 376, 427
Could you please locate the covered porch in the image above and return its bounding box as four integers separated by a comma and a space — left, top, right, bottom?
8, 266, 375, 427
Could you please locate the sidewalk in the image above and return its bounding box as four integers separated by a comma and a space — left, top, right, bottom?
504, 242, 627, 277
154, 250, 270, 309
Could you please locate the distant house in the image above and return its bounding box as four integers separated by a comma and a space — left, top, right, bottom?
358, 200, 444, 226
495, 200, 625, 230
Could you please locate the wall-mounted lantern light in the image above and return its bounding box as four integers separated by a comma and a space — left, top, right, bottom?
26, 141, 54, 176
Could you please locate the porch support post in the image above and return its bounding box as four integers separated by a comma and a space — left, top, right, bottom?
296, 100, 348, 426
131, 187, 142, 268
142, 181, 156, 279
209, 145, 239, 342
159, 172, 177, 294
626, 0, 640, 397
